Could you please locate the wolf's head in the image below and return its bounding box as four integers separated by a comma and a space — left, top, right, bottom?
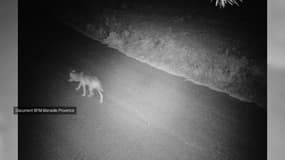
68, 70, 82, 82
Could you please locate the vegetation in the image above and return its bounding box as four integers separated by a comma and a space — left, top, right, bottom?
212, 0, 243, 8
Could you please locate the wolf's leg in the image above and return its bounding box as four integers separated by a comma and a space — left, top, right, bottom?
82, 83, 86, 96
76, 82, 82, 90
88, 86, 94, 97
97, 89, 103, 103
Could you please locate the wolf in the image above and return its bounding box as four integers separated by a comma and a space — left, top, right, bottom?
68, 70, 104, 103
